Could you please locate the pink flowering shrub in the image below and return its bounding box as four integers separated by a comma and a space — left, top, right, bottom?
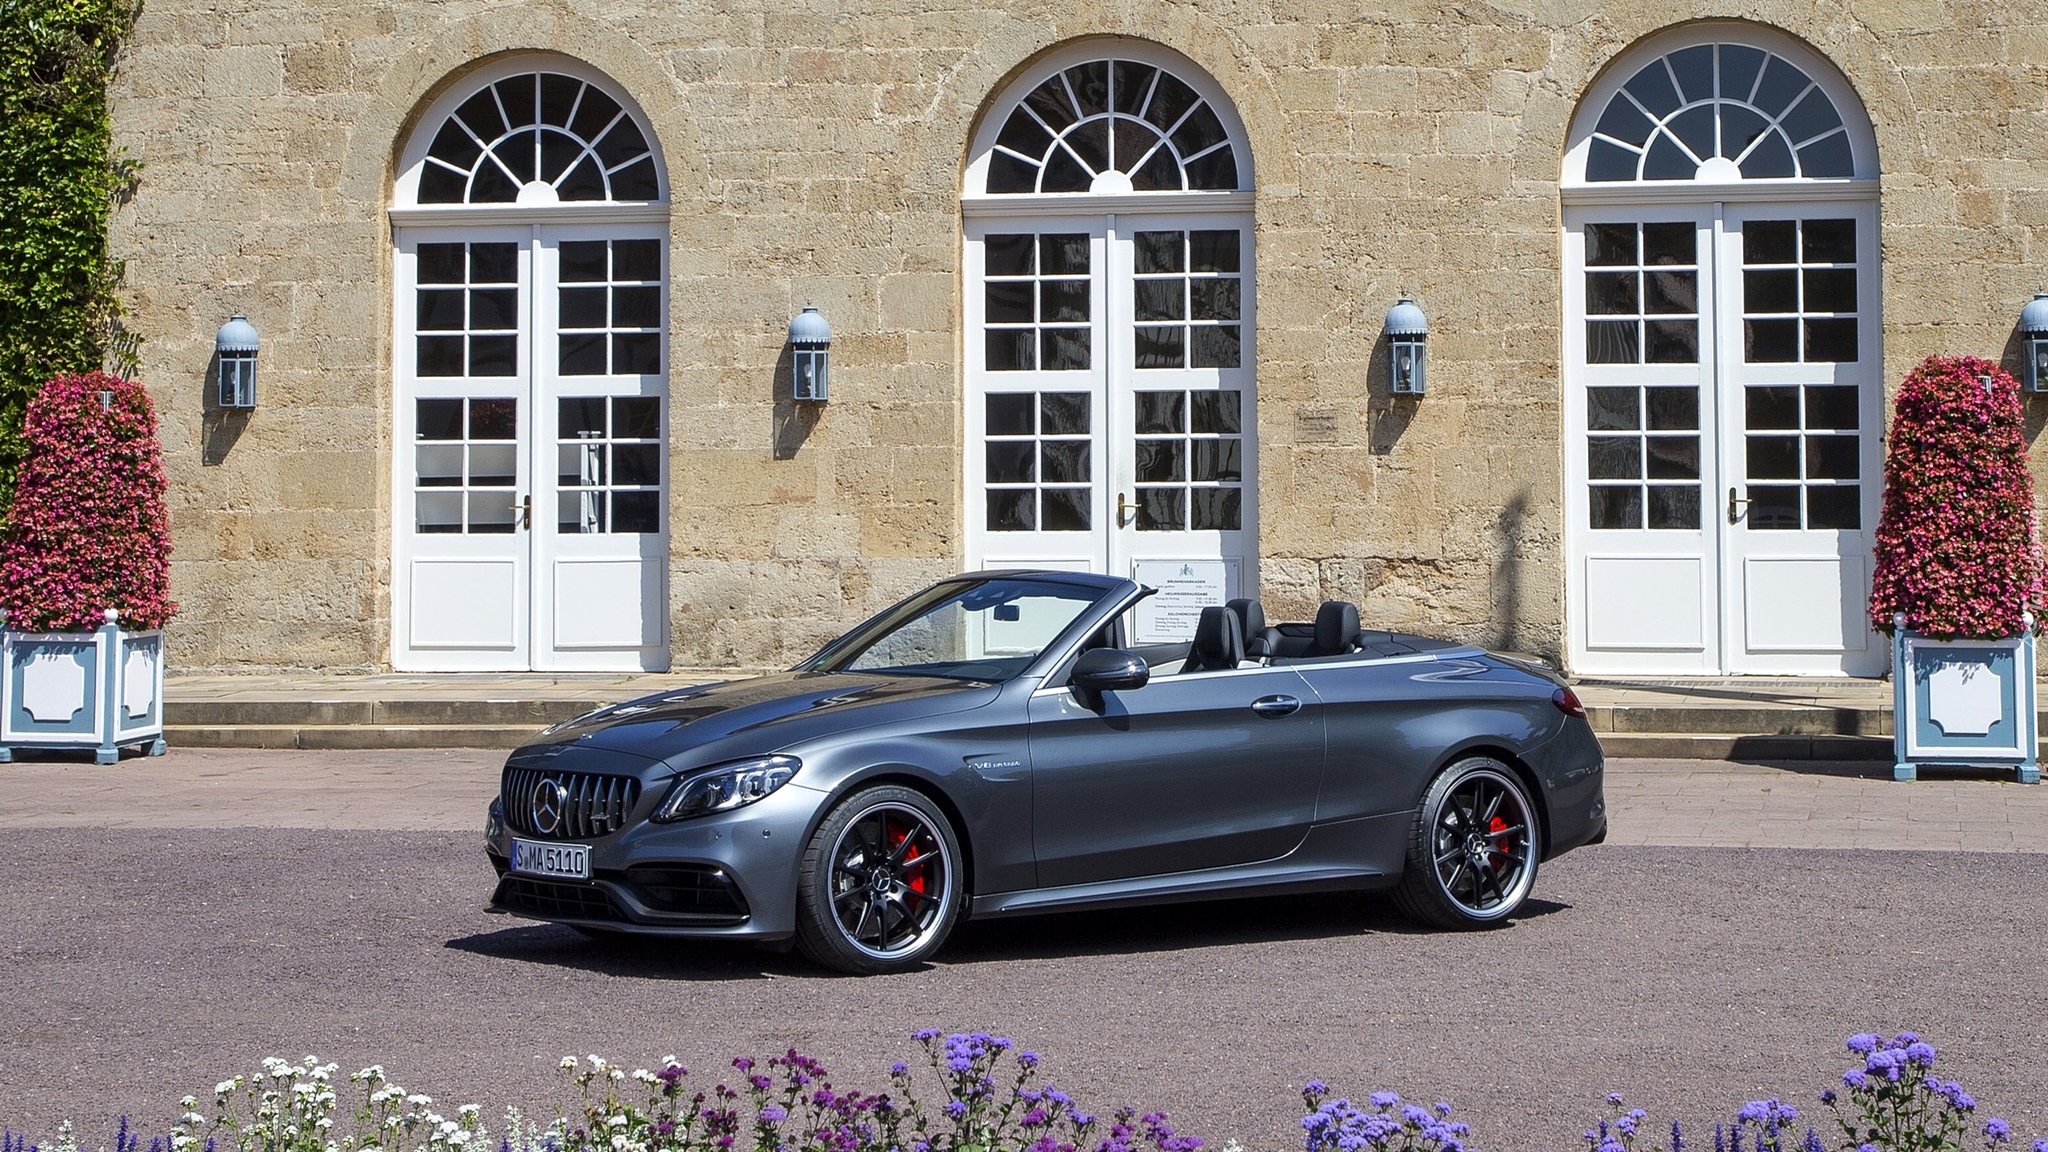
1868, 355, 2042, 639
0, 372, 174, 631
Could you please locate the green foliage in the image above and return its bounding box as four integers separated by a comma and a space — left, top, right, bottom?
0, 0, 141, 509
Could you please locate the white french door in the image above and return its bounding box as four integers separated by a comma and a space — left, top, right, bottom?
393, 224, 669, 671
1564, 199, 1881, 676
965, 212, 1255, 643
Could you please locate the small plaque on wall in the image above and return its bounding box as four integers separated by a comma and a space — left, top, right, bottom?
1295, 407, 1340, 444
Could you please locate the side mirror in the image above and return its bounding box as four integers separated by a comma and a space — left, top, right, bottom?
1069, 648, 1149, 708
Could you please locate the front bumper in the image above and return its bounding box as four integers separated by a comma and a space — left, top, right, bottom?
482, 783, 829, 942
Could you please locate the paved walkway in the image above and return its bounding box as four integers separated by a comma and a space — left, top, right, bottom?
1, 748, 2039, 850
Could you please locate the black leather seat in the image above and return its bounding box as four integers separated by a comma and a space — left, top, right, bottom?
1179, 605, 1245, 674
1305, 600, 1361, 657
1226, 598, 1280, 662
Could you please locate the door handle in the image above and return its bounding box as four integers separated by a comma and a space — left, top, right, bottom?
1251, 694, 1302, 719
519, 493, 532, 529
1726, 486, 1748, 525
1116, 492, 1138, 527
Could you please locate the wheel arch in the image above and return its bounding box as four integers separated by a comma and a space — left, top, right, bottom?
804, 768, 980, 897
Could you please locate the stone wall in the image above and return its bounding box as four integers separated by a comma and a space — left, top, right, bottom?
107, 0, 2048, 672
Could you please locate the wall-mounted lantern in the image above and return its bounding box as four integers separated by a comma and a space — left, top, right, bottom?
215, 314, 259, 409
1385, 297, 1427, 396
2021, 294, 2048, 394
788, 306, 831, 402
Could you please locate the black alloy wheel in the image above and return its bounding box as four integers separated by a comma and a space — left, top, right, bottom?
795, 785, 963, 974
1394, 756, 1540, 929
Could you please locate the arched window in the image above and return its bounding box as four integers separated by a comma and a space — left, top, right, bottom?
400, 67, 665, 206
1583, 44, 1852, 182
981, 58, 1242, 194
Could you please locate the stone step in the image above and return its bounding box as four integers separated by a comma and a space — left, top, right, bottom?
164, 724, 542, 750
165, 699, 581, 727
1586, 704, 1891, 737
1595, 733, 1893, 760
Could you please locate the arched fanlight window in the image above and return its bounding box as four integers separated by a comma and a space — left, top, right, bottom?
416, 71, 659, 204
1585, 43, 1854, 182
984, 59, 1241, 194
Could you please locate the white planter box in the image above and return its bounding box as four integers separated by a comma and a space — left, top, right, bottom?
0, 609, 167, 764
1892, 613, 2040, 783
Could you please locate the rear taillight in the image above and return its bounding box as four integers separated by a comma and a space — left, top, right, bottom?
1552, 686, 1587, 719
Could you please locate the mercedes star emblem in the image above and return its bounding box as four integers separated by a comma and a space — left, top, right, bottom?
532, 777, 568, 835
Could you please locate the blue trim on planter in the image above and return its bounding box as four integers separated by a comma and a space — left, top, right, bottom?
1892, 618, 2040, 784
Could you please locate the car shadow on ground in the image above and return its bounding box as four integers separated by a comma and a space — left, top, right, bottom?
1727, 757, 2023, 782
444, 891, 1572, 978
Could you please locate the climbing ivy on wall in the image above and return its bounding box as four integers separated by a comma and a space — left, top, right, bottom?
0, 0, 142, 510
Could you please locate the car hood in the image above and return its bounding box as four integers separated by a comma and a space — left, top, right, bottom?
515, 671, 1000, 762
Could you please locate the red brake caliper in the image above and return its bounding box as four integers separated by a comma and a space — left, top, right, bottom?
1486, 814, 1512, 870
889, 821, 926, 894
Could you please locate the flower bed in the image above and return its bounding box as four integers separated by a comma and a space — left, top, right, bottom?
2, 1033, 2040, 1152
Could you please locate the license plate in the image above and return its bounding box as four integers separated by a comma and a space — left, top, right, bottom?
511, 838, 591, 879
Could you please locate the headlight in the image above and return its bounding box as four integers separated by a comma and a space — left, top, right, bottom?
652, 755, 801, 822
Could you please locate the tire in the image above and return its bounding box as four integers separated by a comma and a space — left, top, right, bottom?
794, 785, 965, 974
1393, 756, 1541, 930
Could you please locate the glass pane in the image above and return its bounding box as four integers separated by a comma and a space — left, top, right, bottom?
418, 243, 466, 284
613, 333, 660, 374
468, 443, 517, 486
1745, 319, 1798, 362
559, 491, 605, 533
1643, 270, 1696, 314
612, 443, 660, 485
468, 491, 517, 533
1806, 386, 1859, 430
1721, 46, 1767, 104
1805, 318, 1858, 362
1041, 279, 1090, 323
469, 289, 519, 330
1134, 231, 1183, 274
568, 87, 621, 142
612, 286, 660, 327
1797, 133, 1854, 178
559, 442, 605, 486
1585, 272, 1637, 316
1587, 321, 1639, 364
1133, 279, 1183, 321
1040, 234, 1089, 276
466, 398, 516, 441
1041, 488, 1091, 530
1587, 387, 1639, 431
1806, 434, 1859, 480
1803, 268, 1857, 313
1807, 486, 1860, 529
1585, 224, 1636, 267
1192, 390, 1241, 434
1135, 439, 1185, 483
1041, 328, 1090, 370
1135, 391, 1184, 433
1189, 230, 1240, 272
471, 243, 517, 283
985, 234, 1034, 276
1645, 388, 1697, 430
1192, 439, 1242, 482
1135, 487, 1184, 531
417, 289, 466, 330
1744, 220, 1797, 264
1190, 487, 1241, 530
1645, 436, 1699, 480
1745, 270, 1798, 313
614, 397, 661, 438
986, 281, 1033, 323
1040, 149, 1088, 196
1587, 436, 1640, 480
1646, 320, 1698, 363
417, 336, 465, 377
559, 334, 606, 375
1642, 223, 1694, 265
985, 330, 1034, 371
1040, 440, 1090, 483
1746, 435, 1801, 479
986, 393, 1034, 435
1191, 279, 1240, 321
416, 444, 463, 486
417, 491, 463, 533
614, 240, 659, 281
1748, 486, 1801, 530
1133, 326, 1184, 369
1040, 392, 1090, 435
1192, 325, 1241, 368
539, 74, 580, 128
1589, 486, 1642, 530
469, 335, 518, 376
560, 241, 608, 282
560, 287, 608, 328
1647, 485, 1700, 530
612, 490, 662, 533
1746, 387, 1801, 429
417, 399, 464, 440
986, 441, 1034, 483
987, 489, 1035, 531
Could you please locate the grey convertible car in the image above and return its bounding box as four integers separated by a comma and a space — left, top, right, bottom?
484, 571, 1606, 973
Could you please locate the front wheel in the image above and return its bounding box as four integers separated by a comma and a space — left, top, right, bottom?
794, 785, 964, 974
1393, 757, 1540, 929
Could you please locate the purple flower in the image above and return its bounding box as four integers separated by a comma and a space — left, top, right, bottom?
1370, 1092, 1400, 1110
1304, 1081, 1328, 1096
1020, 1051, 1041, 1069
890, 1062, 908, 1076
1906, 1042, 1937, 1066
1985, 1120, 2012, 1143
1846, 1035, 1879, 1054
757, 1106, 786, 1124
1608, 1093, 1626, 1106
1843, 1071, 1868, 1090
1819, 1091, 1836, 1106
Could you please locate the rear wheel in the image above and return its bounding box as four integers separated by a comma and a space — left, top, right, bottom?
794, 785, 964, 974
1393, 756, 1539, 929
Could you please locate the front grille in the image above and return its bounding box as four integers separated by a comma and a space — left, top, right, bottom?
623, 864, 749, 919
493, 874, 623, 921
502, 767, 641, 839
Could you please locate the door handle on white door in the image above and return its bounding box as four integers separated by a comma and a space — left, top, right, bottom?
1726, 486, 1748, 525
519, 494, 532, 529
1116, 492, 1139, 527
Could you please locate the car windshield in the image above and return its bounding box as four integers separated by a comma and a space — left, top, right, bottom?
801, 576, 1109, 682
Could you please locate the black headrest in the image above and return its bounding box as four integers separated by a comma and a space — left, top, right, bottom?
1182, 605, 1245, 673
1310, 601, 1361, 656
1225, 598, 1265, 640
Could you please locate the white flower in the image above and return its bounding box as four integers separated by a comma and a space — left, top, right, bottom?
606, 1116, 628, 1129
611, 1137, 628, 1152
560, 1057, 578, 1070
633, 1069, 655, 1085
216, 1080, 240, 1096
409, 1094, 433, 1107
